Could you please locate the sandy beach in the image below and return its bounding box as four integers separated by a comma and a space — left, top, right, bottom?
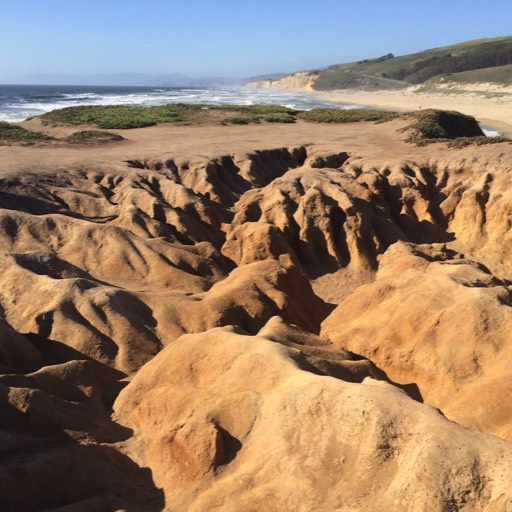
315, 82, 512, 136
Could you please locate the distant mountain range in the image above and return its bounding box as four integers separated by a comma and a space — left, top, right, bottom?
1, 73, 241, 87
249, 36, 512, 91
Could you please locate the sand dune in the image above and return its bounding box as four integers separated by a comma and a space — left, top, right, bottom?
1, 118, 512, 510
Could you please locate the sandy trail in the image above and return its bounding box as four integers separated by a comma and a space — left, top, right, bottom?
0, 116, 478, 176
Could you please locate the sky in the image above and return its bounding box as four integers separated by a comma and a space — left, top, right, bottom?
1, 0, 511, 82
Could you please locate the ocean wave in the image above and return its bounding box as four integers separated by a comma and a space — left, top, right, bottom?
481, 127, 502, 137
0, 112, 30, 122
0, 85, 361, 122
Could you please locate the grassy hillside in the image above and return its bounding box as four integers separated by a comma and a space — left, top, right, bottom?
313, 36, 512, 91
430, 63, 512, 84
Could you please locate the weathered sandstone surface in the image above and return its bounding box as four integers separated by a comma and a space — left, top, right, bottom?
1, 120, 511, 510
247, 71, 317, 91
115, 324, 512, 512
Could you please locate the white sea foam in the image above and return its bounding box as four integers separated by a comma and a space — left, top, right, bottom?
481, 127, 502, 137
0, 112, 26, 122
0, 85, 364, 122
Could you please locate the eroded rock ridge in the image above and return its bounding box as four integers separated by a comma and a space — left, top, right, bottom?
1, 142, 512, 511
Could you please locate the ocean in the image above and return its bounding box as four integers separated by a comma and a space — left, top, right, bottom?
0, 84, 358, 123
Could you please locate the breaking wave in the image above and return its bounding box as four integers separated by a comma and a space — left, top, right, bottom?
0, 84, 360, 122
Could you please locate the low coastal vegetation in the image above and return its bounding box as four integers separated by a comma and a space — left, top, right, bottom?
402, 109, 511, 146
299, 108, 511, 146
404, 109, 484, 139
40, 104, 186, 129
0, 121, 125, 145
297, 108, 399, 123
40, 103, 299, 129
0, 121, 53, 142
429, 63, 512, 85
65, 130, 125, 143
3, 105, 507, 148
40, 103, 399, 129
447, 135, 512, 148
220, 106, 297, 125
0, 122, 126, 146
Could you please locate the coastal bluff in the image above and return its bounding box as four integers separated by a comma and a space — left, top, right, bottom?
246, 36, 512, 137
1, 115, 512, 511
247, 71, 317, 91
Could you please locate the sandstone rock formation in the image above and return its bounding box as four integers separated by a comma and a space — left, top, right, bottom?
1, 120, 512, 510
321, 241, 512, 440
247, 71, 317, 91
114, 324, 512, 512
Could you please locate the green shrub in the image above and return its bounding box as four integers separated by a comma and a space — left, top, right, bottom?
223, 104, 298, 115
66, 130, 124, 143
257, 113, 296, 123
40, 103, 299, 129
40, 104, 184, 129
297, 108, 399, 123
0, 121, 52, 141
404, 109, 483, 139
447, 135, 511, 148
221, 107, 297, 125
221, 116, 250, 125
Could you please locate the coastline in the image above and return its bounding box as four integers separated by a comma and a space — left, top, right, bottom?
313, 84, 512, 137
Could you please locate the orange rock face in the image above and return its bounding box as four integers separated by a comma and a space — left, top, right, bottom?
1, 120, 512, 510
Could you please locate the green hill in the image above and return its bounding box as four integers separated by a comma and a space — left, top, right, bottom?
313, 36, 512, 91
430, 63, 512, 84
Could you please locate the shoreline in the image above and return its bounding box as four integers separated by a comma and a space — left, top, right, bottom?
313, 85, 512, 137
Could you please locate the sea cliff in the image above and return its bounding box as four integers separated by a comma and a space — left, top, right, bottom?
248, 70, 317, 91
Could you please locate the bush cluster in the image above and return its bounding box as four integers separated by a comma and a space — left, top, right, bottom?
40, 104, 187, 129
41, 103, 299, 129
447, 135, 511, 148
297, 108, 399, 123
65, 130, 125, 143
0, 121, 52, 141
404, 109, 484, 139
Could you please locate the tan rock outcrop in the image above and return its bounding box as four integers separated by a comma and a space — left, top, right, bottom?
144, 255, 330, 341
227, 164, 401, 274
115, 324, 512, 512
1, 120, 512, 510
247, 71, 318, 91
321, 241, 512, 439
0, 355, 164, 511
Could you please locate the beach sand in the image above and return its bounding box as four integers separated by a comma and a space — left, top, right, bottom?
315, 82, 512, 136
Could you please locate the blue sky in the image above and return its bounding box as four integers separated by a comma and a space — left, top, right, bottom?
1, 0, 511, 80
